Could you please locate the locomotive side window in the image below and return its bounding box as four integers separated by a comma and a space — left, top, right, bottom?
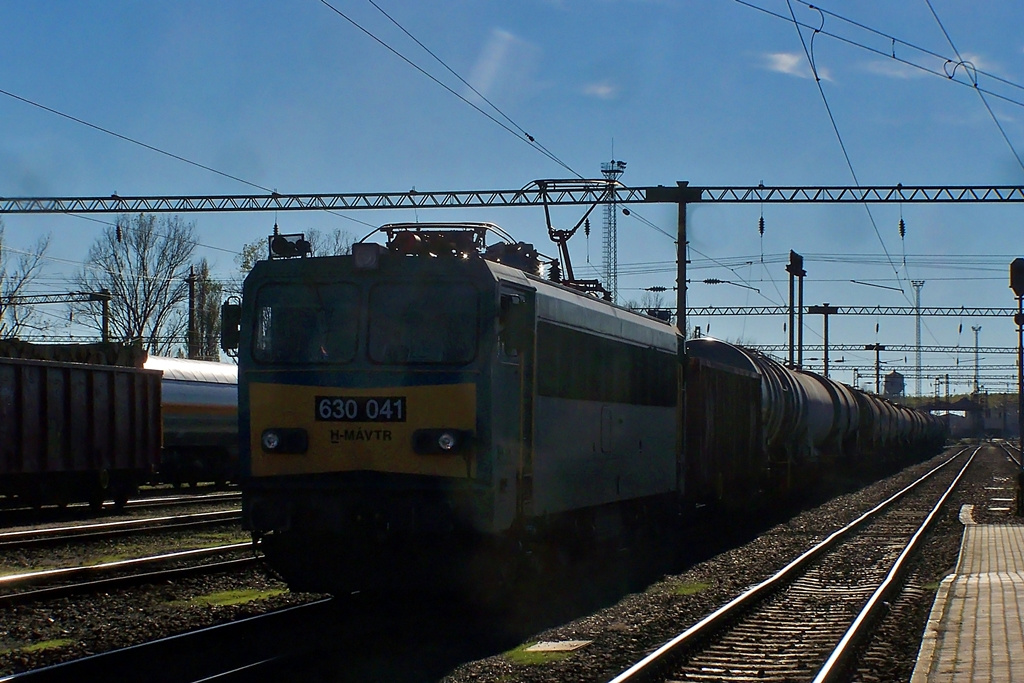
368, 282, 477, 365
253, 283, 359, 364
536, 322, 676, 406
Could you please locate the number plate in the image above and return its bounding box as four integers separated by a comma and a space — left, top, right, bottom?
315, 396, 407, 422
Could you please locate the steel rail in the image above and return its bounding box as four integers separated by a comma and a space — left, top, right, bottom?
0, 598, 335, 683
0, 509, 241, 547
0, 542, 251, 590
606, 446, 972, 683
812, 447, 977, 681
0, 557, 256, 608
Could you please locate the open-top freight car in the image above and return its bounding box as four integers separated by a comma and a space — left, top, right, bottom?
0, 347, 161, 510
225, 223, 947, 596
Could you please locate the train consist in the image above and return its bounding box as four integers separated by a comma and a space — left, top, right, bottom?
144, 355, 238, 488
0, 344, 238, 509
0, 352, 162, 509
228, 223, 947, 595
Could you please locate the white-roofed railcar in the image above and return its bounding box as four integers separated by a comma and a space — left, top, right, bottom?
143, 356, 238, 488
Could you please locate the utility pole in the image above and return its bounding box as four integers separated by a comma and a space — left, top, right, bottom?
187, 265, 197, 360
972, 325, 982, 394
808, 303, 838, 377
786, 251, 806, 368
912, 280, 925, 395
865, 343, 886, 394
1010, 259, 1024, 495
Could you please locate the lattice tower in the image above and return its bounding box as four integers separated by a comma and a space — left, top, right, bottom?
912, 280, 925, 395
601, 160, 626, 302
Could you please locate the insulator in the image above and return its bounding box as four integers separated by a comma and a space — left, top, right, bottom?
758, 215, 765, 236
115, 225, 122, 242
584, 219, 590, 237
898, 218, 905, 238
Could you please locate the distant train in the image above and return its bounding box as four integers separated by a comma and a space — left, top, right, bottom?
0, 344, 238, 510
144, 356, 238, 489
226, 223, 947, 595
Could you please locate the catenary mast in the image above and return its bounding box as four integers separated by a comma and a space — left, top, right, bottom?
601, 160, 626, 302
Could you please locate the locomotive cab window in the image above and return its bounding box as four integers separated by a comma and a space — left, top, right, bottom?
253, 283, 359, 364
368, 282, 478, 365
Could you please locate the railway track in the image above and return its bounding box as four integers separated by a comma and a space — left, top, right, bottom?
0, 599, 334, 683
0, 543, 256, 606
608, 445, 977, 683
0, 490, 241, 529
0, 509, 241, 548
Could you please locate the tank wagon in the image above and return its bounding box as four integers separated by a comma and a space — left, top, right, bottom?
144, 356, 238, 488
684, 338, 947, 508
227, 223, 947, 595
0, 354, 161, 509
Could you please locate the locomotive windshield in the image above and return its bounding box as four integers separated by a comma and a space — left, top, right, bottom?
368, 282, 477, 365
253, 283, 359, 364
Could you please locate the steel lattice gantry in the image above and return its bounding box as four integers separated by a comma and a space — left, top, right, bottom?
2, 183, 1024, 215
688, 306, 1019, 317
751, 344, 1018, 355
4, 180, 1022, 345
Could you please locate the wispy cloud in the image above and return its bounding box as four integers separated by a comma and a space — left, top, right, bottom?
467, 29, 540, 101
862, 59, 924, 80
762, 52, 831, 81
582, 81, 619, 100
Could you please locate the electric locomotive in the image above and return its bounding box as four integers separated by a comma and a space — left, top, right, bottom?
230, 224, 681, 593
226, 222, 947, 596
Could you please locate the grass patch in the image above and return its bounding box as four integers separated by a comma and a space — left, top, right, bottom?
7, 639, 76, 654
503, 643, 574, 666
672, 581, 711, 596
183, 588, 287, 608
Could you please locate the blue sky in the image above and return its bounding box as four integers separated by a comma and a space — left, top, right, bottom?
1, 0, 1023, 394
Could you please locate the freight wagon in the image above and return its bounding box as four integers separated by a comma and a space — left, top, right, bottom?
0, 354, 161, 509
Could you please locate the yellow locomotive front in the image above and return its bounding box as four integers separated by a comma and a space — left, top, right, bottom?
234, 227, 520, 593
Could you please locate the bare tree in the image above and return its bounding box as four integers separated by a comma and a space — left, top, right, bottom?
190, 258, 223, 361
0, 220, 52, 338
307, 228, 353, 257
73, 214, 197, 355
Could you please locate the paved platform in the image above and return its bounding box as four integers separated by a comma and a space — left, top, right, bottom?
912, 514, 1024, 682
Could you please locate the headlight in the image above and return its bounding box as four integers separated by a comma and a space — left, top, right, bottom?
437, 432, 457, 451
262, 431, 281, 451
412, 429, 471, 455
260, 428, 308, 454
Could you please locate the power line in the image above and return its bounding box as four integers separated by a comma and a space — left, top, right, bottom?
923, 0, 1024, 174
785, 0, 908, 302
363, 0, 579, 178
731, 0, 1024, 110
318, 0, 580, 177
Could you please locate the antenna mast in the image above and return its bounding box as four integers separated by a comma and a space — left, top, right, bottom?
601, 160, 626, 302
912, 280, 925, 395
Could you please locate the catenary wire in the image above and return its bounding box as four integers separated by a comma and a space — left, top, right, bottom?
785, 0, 910, 303
318, 0, 581, 178
363, 0, 581, 179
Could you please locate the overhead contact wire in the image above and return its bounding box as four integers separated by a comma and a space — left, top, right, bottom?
318, 0, 580, 177
923, 0, 1024, 175
785, 1, 910, 304
730, 0, 1024, 110
364, 0, 581, 179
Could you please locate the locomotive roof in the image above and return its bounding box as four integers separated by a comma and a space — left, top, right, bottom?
144, 356, 238, 385
485, 259, 678, 352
